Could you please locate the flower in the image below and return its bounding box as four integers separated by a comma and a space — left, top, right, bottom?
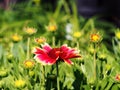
115, 74, 120, 81
90, 33, 101, 43
115, 29, 120, 39
0, 69, 8, 77
24, 27, 37, 35
24, 60, 35, 69
105, 64, 111, 71
29, 71, 35, 76
33, 43, 81, 65
35, 37, 46, 44
45, 22, 57, 32
14, 79, 26, 88
73, 31, 82, 38
11, 34, 22, 42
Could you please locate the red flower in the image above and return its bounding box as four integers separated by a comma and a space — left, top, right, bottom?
33, 43, 81, 65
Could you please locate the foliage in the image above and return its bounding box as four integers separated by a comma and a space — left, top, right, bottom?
0, 0, 120, 90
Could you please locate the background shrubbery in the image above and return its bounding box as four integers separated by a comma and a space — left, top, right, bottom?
0, 0, 120, 90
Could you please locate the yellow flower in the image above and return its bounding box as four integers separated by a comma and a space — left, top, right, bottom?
105, 64, 111, 71
7, 52, 13, 60
46, 21, 57, 32
35, 37, 46, 44
98, 53, 106, 60
12, 34, 22, 42
0, 69, 8, 77
15, 79, 26, 88
24, 60, 35, 69
115, 30, 120, 39
73, 31, 82, 38
29, 71, 35, 77
90, 33, 101, 43
24, 27, 37, 35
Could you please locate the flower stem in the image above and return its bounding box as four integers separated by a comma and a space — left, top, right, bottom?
56, 61, 60, 90
93, 44, 96, 82
43, 66, 46, 89
27, 37, 30, 59
41, 65, 46, 90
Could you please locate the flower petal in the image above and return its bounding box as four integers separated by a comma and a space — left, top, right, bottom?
34, 54, 57, 65
33, 47, 58, 65
60, 45, 80, 59
41, 43, 52, 53
64, 59, 73, 65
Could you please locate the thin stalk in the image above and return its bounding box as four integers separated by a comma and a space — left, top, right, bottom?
41, 65, 46, 90
52, 36, 55, 47
54, 0, 63, 18
93, 43, 96, 81
56, 61, 60, 90
63, 0, 71, 15
43, 65, 46, 89
27, 37, 30, 59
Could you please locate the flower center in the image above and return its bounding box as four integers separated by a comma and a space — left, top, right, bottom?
48, 48, 60, 59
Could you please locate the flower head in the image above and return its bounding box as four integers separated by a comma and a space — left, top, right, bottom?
24, 60, 35, 69
0, 68, 8, 77
45, 21, 57, 32
115, 74, 120, 81
14, 79, 26, 88
33, 43, 81, 65
24, 27, 37, 35
90, 33, 101, 43
35, 37, 46, 44
11, 34, 22, 42
115, 29, 120, 39
73, 31, 82, 38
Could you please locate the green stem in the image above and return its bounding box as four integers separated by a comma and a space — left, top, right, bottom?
41, 65, 46, 90
93, 43, 96, 82
56, 61, 60, 90
54, 0, 64, 18
27, 37, 30, 59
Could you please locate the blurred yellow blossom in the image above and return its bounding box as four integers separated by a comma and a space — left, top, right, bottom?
11, 34, 22, 42
98, 53, 106, 60
35, 37, 46, 44
24, 27, 37, 35
105, 64, 111, 71
15, 79, 26, 88
115, 29, 120, 39
46, 21, 57, 32
0, 69, 8, 77
7, 52, 13, 60
24, 60, 35, 69
90, 33, 101, 43
29, 71, 35, 77
73, 31, 82, 38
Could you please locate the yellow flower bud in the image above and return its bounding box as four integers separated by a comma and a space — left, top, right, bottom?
11, 34, 22, 42
90, 33, 101, 43
24, 27, 37, 35
24, 60, 35, 69
73, 31, 82, 38
14, 79, 26, 88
